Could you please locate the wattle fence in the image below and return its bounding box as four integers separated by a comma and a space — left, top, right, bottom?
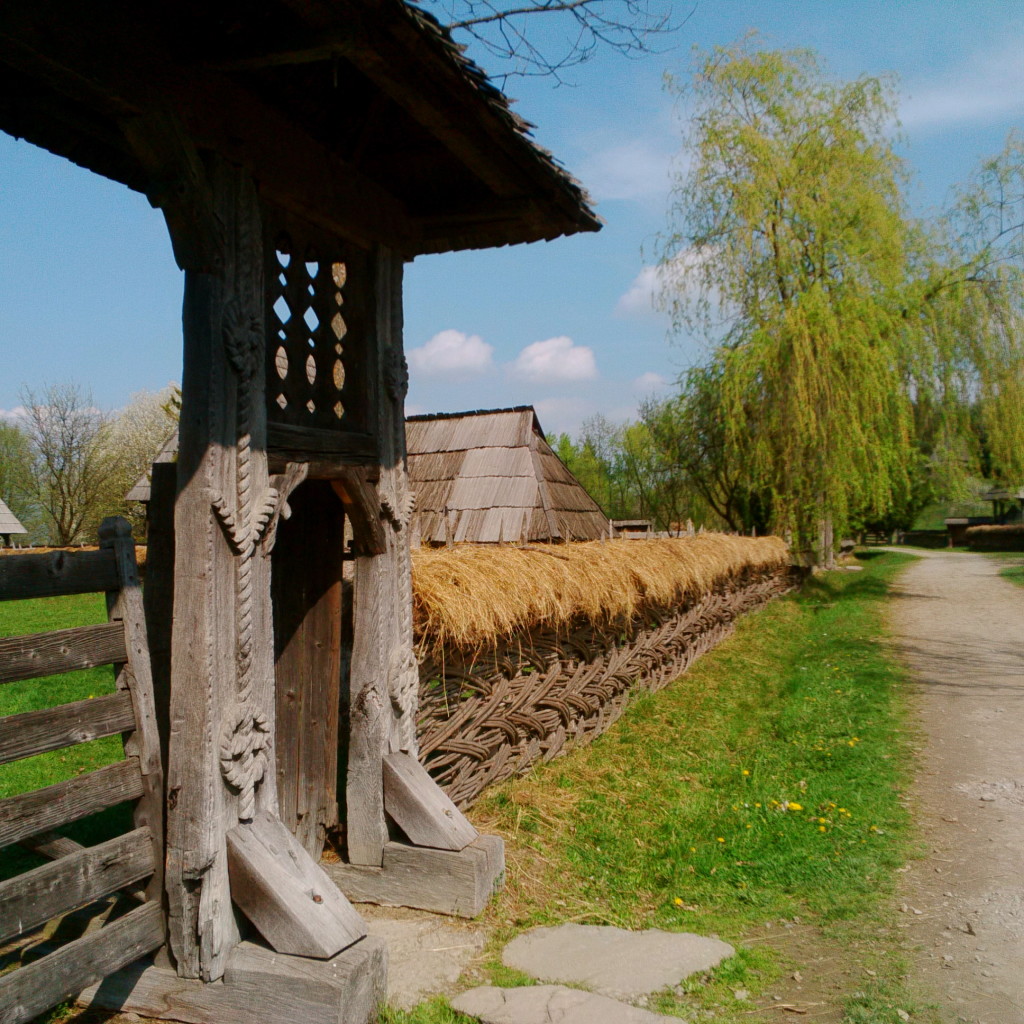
414, 558, 800, 808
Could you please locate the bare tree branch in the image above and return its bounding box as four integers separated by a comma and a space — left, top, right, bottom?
422, 0, 687, 84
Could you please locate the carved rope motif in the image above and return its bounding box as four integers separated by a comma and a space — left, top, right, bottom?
214, 296, 281, 820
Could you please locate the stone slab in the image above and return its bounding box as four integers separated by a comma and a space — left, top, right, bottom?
325, 835, 504, 918
361, 906, 486, 1009
452, 984, 676, 1023
502, 923, 733, 999
79, 937, 388, 1024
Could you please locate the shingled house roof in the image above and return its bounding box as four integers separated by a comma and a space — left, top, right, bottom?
0, 498, 27, 537
407, 406, 610, 544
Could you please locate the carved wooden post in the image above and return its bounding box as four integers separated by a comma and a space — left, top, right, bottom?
345, 248, 419, 866
377, 250, 420, 757
165, 158, 280, 980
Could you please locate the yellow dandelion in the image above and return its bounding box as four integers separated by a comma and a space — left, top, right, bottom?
673, 897, 684, 906
788, 802, 803, 811
818, 826, 826, 832
742, 769, 750, 776
716, 837, 725, 843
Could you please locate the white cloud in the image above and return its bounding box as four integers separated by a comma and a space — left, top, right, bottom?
615, 265, 665, 317
577, 138, 677, 203
407, 329, 494, 376
615, 251, 711, 319
0, 406, 27, 423
632, 372, 668, 393
511, 336, 597, 382
900, 35, 1024, 131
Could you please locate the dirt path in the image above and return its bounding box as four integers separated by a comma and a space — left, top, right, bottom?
889, 549, 1024, 1024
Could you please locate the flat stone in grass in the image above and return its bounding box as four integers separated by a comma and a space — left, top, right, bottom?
451, 984, 677, 1023
502, 923, 734, 999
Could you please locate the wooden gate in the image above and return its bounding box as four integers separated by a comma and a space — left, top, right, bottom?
0, 518, 165, 1024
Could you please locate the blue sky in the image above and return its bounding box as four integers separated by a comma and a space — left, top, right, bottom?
2, 1, 1023, 435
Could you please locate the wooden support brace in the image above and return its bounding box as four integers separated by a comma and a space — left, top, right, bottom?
325, 835, 505, 919
383, 751, 477, 851
226, 809, 366, 959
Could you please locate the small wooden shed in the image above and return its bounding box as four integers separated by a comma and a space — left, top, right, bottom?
0, 497, 27, 547
1, 3, 599, 1021
407, 406, 610, 544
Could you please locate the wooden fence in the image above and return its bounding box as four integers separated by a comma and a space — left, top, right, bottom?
0, 518, 165, 1024
417, 563, 800, 808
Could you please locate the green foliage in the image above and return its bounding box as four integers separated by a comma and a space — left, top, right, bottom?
660, 41, 915, 550
655, 41, 1024, 555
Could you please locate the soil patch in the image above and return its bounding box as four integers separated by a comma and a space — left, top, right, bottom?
889, 549, 1024, 1024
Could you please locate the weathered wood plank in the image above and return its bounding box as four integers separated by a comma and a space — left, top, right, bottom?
0, 900, 164, 1024
0, 758, 143, 849
226, 810, 365, 958
0, 622, 126, 685
19, 830, 148, 903
0, 827, 154, 945
346, 549, 389, 866
79, 936, 388, 1024
325, 836, 505, 918
0, 691, 135, 766
272, 480, 343, 858
100, 516, 165, 905
0, 548, 119, 602
267, 423, 377, 460
383, 751, 477, 852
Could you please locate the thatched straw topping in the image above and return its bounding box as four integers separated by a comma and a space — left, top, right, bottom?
412, 534, 790, 650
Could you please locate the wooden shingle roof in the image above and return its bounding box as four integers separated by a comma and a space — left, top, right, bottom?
0, 498, 27, 536
407, 406, 609, 544
0, 1, 600, 258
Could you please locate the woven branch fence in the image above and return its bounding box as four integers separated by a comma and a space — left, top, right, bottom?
416, 562, 800, 808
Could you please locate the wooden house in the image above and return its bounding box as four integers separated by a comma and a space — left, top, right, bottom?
0, 3, 599, 1022
407, 406, 610, 544
0, 497, 27, 546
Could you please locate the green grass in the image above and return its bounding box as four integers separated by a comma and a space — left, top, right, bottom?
0, 592, 131, 880
386, 551, 935, 1023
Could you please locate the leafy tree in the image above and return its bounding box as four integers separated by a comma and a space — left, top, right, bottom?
659, 41, 920, 558
20, 383, 118, 545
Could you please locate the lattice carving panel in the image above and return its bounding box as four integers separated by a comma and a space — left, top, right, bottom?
266, 230, 367, 433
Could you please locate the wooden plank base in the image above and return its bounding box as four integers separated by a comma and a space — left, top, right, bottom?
324, 835, 505, 918
226, 811, 366, 959
79, 937, 388, 1024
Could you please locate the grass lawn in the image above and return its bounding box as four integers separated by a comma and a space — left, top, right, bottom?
386, 551, 936, 1023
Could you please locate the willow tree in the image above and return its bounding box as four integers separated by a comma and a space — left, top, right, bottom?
659, 42, 916, 556
915, 132, 1024, 489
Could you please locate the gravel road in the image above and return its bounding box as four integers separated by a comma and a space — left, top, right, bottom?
889, 549, 1024, 1024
